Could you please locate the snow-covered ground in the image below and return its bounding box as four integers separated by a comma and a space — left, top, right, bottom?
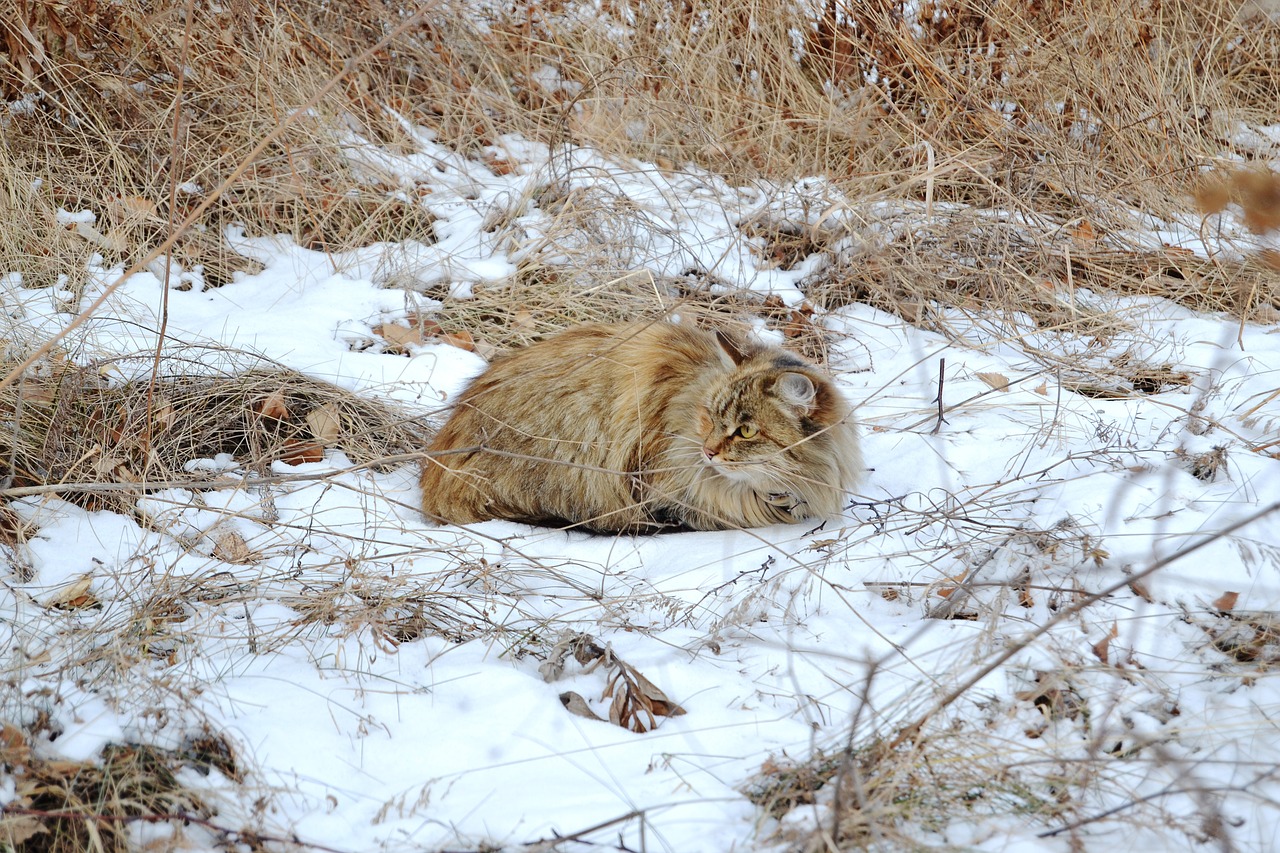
3, 132, 1280, 851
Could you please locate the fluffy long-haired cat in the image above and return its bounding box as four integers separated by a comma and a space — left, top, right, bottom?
420, 321, 861, 533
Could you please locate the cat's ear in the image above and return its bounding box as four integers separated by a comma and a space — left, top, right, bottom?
714, 329, 750, 368
776, 372, 816, 409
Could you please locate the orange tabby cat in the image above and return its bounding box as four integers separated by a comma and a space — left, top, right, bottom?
420, 321, 861, 533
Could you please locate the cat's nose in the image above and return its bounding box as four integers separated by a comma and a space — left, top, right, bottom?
702, 446, 716, 461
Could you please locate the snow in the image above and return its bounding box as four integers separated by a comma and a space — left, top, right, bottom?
2, 130, 1280, 851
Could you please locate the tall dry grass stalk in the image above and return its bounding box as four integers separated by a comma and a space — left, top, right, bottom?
4, 0, 1277, 285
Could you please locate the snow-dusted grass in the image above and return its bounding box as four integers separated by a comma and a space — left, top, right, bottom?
4, 0, 1280, 848
2, 127, 1279, 851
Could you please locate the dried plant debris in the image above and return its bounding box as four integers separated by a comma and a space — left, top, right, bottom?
744, 749, 845, 818
539, 632, 686, 733
1065, 359, 1193, 400
0, 721, 228, 853
1184, 597, 1280, 669
1176, 445, 1231, 482
0, 356, 430, 508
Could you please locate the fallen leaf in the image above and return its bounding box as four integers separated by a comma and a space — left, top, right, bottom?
254, 390, 289, 421
1213, 591, 1239, 612
512, 308, 536, 331
42, 574, 94, 609
936, 569, 970, 598
483, 153, 517, 176
1092, 622, 1119, 664
559, 692, 604, 722
151, 398, 176, 431
0, 815, 45, 846
18, 379, 56, 407
111, 194, 160, 223
1129, 580, 1153, 602
306, 404, 341, 444
212, 531, 257, 564
280, 439, 324, 464
376, 322, 426, 349
975, 371, 1010, 392
441, 330, 476, 352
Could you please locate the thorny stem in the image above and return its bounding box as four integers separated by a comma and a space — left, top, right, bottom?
930, 357, 947, 434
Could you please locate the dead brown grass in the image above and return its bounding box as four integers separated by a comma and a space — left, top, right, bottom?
0, 354, 430, 510
2, 0, 1277, 338
0, 720, 226, 852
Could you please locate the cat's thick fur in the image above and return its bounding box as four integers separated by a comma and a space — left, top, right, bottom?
420, 321, 861, 533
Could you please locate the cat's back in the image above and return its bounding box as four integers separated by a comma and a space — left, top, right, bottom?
457, 321, 721, 401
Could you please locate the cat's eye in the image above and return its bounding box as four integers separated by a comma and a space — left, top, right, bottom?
737, 424, 759, 439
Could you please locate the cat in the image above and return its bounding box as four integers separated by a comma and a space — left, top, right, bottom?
420, 320, 862, 533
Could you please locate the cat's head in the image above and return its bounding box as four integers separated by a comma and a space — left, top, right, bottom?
694, 333, 850, 490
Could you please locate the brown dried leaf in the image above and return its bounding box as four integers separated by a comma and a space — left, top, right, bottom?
1213, 591, 1239, 612
1071, 219, 1097, 242
18, 378, 56, 407
0, 815, 45, 846
603, 662, 686, 733
111, 195, 160, 225
626, 667, 687, 718
936, 569, 969, 599
484, 154, 517, 176
1092, 622, 1119, 664
404, 316, 442, 339
281, 439, 324, 464
306, 404, 341, 444
441, 330, 476, 352
42, 575, 93, 609
212, 531, 257, 565
975, 371, 1010, 392
512, 308, 536, 332
254, 390, 289, 421
92, 454, 129, 476
151, 398, 176, 431
1014, 571, 1035, 608
0, 721, 29, 764
376, 322, 426, 349
559, 691, 604, 722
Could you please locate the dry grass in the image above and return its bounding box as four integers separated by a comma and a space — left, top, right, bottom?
0, 354, 429, 506
3, 0, 1280, 849
0, 720, 227, 852
2, 0, 1277, 336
